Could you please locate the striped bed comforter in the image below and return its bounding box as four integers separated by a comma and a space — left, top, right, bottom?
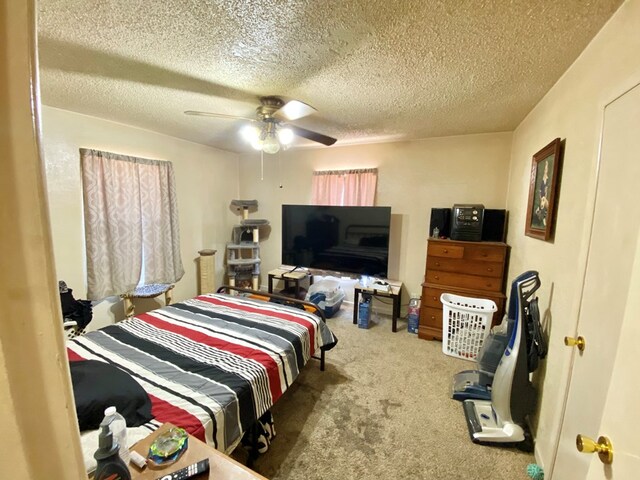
67, 293, 337, 453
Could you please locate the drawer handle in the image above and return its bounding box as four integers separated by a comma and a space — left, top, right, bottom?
434, 275, 439, 280
481, 253, 488, 257
443, 249, 448, 253
432, 296, 437, 301
435, 261, 440, 266
430, 316, 435, 320
487, 283, 492, 287
487, 267, 493, 272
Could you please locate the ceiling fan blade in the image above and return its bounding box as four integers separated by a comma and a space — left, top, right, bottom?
289, 125, 337, 146
184, 111, 256, 122
274, 100, 317, 121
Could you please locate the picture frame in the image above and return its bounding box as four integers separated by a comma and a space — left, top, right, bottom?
525, 138, 562, 241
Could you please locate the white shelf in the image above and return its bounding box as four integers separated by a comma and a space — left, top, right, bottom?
227, 258, 261, 266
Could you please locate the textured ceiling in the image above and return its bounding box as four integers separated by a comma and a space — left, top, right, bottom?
37, 0, 623, 153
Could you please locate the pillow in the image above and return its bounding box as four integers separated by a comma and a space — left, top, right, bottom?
69, 360, 153, 431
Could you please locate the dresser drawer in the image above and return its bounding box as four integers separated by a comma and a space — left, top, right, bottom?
427, 243, 465, 259
426, 256, 503, 278
419, 305, 443, 331
422, 286, 448, 309
426, 270, 502, 292
463, 245, 506, 263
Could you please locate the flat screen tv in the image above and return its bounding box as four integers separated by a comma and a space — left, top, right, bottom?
282, 204, 391, 277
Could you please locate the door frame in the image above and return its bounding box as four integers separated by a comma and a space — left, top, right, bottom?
0, 1, 85, 477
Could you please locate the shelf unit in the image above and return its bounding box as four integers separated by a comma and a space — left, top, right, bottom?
225, 200, 268, 291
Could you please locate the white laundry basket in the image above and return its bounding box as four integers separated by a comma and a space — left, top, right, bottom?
440, 293, 497, 361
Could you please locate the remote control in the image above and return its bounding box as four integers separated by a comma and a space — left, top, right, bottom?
156, 458, 209, 480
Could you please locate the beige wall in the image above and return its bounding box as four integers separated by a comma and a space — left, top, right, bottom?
42, 106, 240, 329
504, 0, 640, 470
239, 133, 512, 305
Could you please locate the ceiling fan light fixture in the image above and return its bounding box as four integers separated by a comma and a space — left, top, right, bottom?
262, 134, 280, 154
277, 127, 294, 145
240, 124, 260, 143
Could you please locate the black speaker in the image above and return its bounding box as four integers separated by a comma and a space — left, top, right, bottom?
482, 209, 508, 242
450, 204, 484, 241
429, 208, 451, 238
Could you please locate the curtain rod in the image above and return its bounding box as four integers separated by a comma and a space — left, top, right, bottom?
313, 168, 378, 176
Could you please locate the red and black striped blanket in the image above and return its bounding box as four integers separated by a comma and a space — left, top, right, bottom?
67, 293, 337, 453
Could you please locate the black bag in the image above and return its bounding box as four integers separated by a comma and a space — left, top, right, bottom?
59, 281, 93, 330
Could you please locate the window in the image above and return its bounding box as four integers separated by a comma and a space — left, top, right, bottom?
80, 149, 184, 300
311, 168, 378, 206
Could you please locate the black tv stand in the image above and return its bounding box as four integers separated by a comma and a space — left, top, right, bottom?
268, 267, 314, 300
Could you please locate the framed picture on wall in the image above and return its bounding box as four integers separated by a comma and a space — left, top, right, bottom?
525, 138, 563, 241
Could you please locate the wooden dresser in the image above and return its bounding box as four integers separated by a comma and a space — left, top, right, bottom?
418, 238, 509, 341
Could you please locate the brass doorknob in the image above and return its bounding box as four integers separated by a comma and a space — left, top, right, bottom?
576, 434, 613, 464
564, 336, 586, 351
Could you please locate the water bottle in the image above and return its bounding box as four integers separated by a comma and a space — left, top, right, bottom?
407, 295, 420, 334
103, 406, 130, 466
358, 294, 372, 329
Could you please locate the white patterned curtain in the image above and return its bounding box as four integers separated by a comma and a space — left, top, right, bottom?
311, 168, 378, 206
80, 149, 184, 300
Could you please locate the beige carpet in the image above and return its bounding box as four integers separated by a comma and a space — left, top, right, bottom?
243, 306, 535, 480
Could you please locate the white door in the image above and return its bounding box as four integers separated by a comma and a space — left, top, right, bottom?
585, 233, 640, 478
551, 83, 640, 478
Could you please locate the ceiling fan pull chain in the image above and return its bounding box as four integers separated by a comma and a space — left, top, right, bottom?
261, 149, 264, 181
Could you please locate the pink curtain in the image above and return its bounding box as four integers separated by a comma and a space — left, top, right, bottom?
343, 169, 378, 206
311, 168, 378, 206
311, 171, 343, 205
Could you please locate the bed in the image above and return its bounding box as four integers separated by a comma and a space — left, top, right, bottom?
66, 287, 337, 469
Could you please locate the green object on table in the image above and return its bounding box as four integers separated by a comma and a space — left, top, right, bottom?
149, 427, 188, 464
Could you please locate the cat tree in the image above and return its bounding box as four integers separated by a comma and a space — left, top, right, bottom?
226, 200, 269, 290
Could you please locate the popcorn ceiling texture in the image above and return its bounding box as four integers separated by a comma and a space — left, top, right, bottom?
37, 0, 622, 153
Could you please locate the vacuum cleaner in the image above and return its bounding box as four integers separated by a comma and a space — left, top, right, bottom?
451, 314, 514, 401
461, 271, 547, 449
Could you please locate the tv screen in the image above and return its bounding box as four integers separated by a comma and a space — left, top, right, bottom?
282, 204, 391, 277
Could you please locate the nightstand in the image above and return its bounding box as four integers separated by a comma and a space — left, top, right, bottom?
129, 423, 267, 480
352, 279, 403, 332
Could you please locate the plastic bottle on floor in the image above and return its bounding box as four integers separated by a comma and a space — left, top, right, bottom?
358, 294, 372, 329
407, 295, 420, 334
102, 406, 130, 466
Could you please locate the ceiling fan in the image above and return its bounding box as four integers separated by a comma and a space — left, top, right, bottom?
185, 96, 337, 154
